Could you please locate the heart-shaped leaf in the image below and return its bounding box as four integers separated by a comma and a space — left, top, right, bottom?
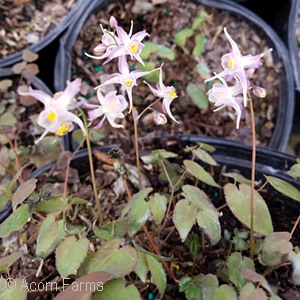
12, 179, 37, 212
224, 183, 273, 235
173, 199, 197, 241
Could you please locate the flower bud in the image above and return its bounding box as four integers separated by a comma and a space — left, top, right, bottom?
154, 112, 167, 125
252, 86, 266, 98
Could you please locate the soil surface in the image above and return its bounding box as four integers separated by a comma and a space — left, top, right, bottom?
70, 0, 281, 149
0, 0, 76, 58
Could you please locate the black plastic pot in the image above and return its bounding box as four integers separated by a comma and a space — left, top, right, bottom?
0, 0, 91, 91
29, 134, 300, 227
0, 0, 87, 69
54, 0, 294, 152
197, 0, 295, 151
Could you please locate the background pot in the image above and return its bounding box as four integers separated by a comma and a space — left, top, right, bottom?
54, 0, 294, 152
0, 0, 89, 91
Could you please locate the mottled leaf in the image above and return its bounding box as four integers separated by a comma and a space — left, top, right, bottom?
224, 183, 273, 235
222, 172, 252, 185
186, 83, 208, 110
12, 178, 37, 212
260, 232, 293, 266
201, 274, 218, 299
0, 112, 17, 127
36, 215, 65, 259
0, 79, 13, 92
173, 200, 197, 241
134, 252, 148, 283
0, 252, 22, 272
92, 278, 141, 300
56, 236, 89, 277
214, 285, 237, 300
194, 148, 217, 166
0, 204, 29, 238
265, 176, 300, 201
83, 239, 138, 277
184, 160, 220, 188
0, 277, 27, 300
149, 193, 167, 225
197, 210, 221, 246
287, 162, 300, 179
36, 196, 71, 212
54, 272, 112, 300
146, 254, 167, 297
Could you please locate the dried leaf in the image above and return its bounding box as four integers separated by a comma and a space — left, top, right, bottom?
12, 61, 27, 74
0, 79, 13, 92
22, 49, 39, 62
23, 63, 39, 77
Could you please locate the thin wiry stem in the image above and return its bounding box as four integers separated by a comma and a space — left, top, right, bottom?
79, 108, 103, 225
249, 97, 256, 259
132, 107, 142, 190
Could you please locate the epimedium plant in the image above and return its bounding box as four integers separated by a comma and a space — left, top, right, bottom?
1, 15, 300, 300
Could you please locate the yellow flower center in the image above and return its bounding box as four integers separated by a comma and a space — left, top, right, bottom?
129, 43, 138, 53
53, 92, 62, 99
55, 124, 69, 136
47, 111, 57, 122
227, 59, 234, 68
125, 79, 133, 87
170, 91, 177, 98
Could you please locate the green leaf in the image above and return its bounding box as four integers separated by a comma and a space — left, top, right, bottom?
0, 252, 22, 272
173, 200, 197, 241
192, 10, 209, 30
146, 254, 167, 297
182, 185, 218, 214
240, 283, 269, 300
157, 45, 175, 60
141, 149, 177, 164
134, 252, 149, 283
193, 34, 206, 57
68, 197, 89, 205
0, 204, 29, 238
36, 196, 71, 212
36, 215, 65, 259
201, 274, 218, 299
227, 252, 255, 290
194, 148, 217, 166
12, 179, 37, 212
184, 160, 220, 188
214, 285, 237, 300
175, 28, 194, 47
121, 188, 152, 235
0, 112, 17, 127
265, 176, 300, 201
0, 79, 13, 92
224, 183, 273, 235
149, 193, 167, 225
197, 210, 221, 246
92, 279, 141, 300
196, 62, 211, 78
186, 83, 208, 110
140, 41, 158, 60
83, 239, 138, 277
222, 172, 252, 185
63, 220, 86, 235
287, 162, 300, 179
0, 277, 27, 300
56, 236, 89, 277
260, 232, 293, 266
93, 218, 128, 243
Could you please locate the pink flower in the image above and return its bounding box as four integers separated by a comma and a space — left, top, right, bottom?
96, 56, 153, 113
144, 66, 179, 123
19, 79, 85, 143
88, 90, 128, 128
85, 19, 120, 62
205, 27, 272, 106
208, 74, 244, 129
86, 16, 149, 66
154, 112, 167, 125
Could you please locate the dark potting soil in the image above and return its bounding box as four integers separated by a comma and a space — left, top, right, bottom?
0, 0, 76, 58
70, 0, 281, 149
